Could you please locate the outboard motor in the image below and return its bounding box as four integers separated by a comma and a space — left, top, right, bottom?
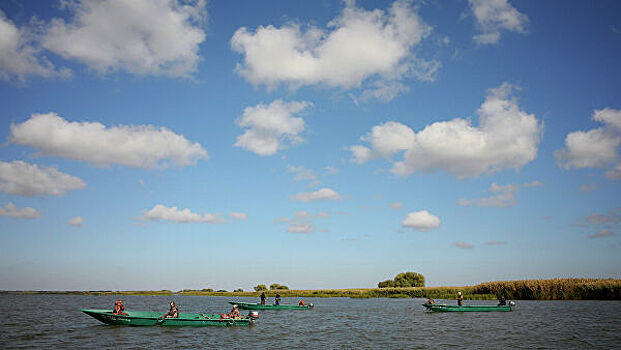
248, 311, 259, 320
308, 303, 314, 309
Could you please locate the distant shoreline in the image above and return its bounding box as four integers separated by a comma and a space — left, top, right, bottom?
2, 278, 620, 300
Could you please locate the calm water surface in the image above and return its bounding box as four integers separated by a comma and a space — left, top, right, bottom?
1, 294, 620, 349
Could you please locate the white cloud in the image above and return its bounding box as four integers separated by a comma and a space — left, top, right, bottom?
0, 160, 85, 197
10, 113, 208, 169
234, 100, 311, 155
389, 202, 403, 210
141, 204, 222, 224
579, 183, 597, 192
452, 241, 474, 249
587, 229, 614, 239
522, 180, 543, 188
42, 0, 206, 77
286, 222, 315, 234
288, 165, 317, 181
584, 208, 621, 225
67, 216, 84, 227
469, 0, 529, 44
0, 11, 68, 81
293, 188, 342, 202
458, 183, 519, 207
555, 108, 621, 179
0, 202, 41, 219
401, 210, 440, 231
485, 240, 507, 245
231, 0, 437, 102
351, 83, 542, 178
229, 212, 247, 220
324, 166, 339, 175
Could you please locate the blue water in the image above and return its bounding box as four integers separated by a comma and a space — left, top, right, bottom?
1, 294, 620, 348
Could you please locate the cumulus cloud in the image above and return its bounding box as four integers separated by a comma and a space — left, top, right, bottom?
10, 113, 208, 169
389, 202, 403, 210
452, 241, 474, 249
288, 165, 317, 181
0, 202, 41, 219
141, 204, 222, 224
351, 83, 542, 178
234, 100, 312, 155
293, 188, 342, 202
67, 216, 84, 226
587, 229, 614, 239
42, 0, 206, 77
231, 0, 438, 102
0, 160, 85, 196
229, 212, 247, 220
555, 108, 621, 179
469, 0, 529, 44
401, 210, 440, 231
0, 11, 68, 81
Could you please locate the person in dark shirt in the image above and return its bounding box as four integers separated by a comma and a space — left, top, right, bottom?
498, 296, 507, 306
275, 294, 281, 305
260, 292, 266, 305
457, 291, 463, 306
163, 301, 179, 318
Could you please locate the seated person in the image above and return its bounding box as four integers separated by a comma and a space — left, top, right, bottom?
299, 300, 306, 306
229, 304, 241, 318
498, 296, 507, 306
163, 301, 179, 318
426, 297, 435, 305
112, 299, 128, 315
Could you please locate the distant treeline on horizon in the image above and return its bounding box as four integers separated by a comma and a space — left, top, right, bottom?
2, 278, 620, 300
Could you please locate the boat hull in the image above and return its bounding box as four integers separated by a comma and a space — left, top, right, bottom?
422, 304, 511, 312
80, 309, 253, 326
230, 301, 312, 310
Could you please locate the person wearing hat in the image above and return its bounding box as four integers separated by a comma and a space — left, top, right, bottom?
457, 291, 463, 306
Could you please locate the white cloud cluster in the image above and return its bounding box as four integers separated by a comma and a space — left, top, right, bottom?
10, 113, 208, 169
235, 100, 311, 156
231, 0, 437, 101
351, 83, 542, 179
469, 0, 529, 44
286, 222, 315, 234
452, 241, 474, 249
0, 160, 85, 197
277, 210, 330, 234
0, 11, 68, 81
67, 216, 84, 226
0, 202, 41, 219
458, 183, 519, 207
293, 188, 342, 202
141, 204, 222, 224
42, 0, 206, 77
229, 212, 247, 220
288, 165, 317, 181
401, 210, 440, 231
555, 108, 621, 180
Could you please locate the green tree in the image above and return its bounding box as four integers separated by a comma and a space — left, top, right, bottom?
270, 283, 289, 290
393, 272, 425, 288
234, 288, 244, 292
377, 279, 394, 288
254, 284, 268, 291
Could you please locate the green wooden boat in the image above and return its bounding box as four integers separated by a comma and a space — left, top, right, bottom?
422, 303, 512, 312
229, 301, 313, 310
80, 309, 256, 326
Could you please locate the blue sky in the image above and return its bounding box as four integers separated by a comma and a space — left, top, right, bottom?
0, 0, 619, 291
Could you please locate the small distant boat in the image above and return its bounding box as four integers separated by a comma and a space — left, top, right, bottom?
80, 309, 256, 326
422, 303, 512, 312
230, 301, 313, 310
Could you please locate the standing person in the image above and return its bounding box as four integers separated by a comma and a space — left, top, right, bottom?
260, 292, 266, 305
163, 301, 179, 318
457, 291, 463, 306
275, 293, 281, 305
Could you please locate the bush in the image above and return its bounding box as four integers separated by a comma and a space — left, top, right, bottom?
270, 283, 289, 290
201, 288, 213, 292
234, 288, 244, 292
378, 271, 425, 288
254, 284, 268, 291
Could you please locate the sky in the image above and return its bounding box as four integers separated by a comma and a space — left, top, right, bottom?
0, 0, 620, 291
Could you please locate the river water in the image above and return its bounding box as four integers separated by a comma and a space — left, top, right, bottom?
1, 294, 619, 349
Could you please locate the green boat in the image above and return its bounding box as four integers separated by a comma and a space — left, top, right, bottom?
422, 303, 512, 312
229, 301, 313, 310
80, 309, 256, 326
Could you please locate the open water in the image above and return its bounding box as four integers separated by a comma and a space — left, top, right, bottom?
1, 294, 620, 349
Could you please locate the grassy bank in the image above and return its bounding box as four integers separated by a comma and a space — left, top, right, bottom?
3, 279, 619, 300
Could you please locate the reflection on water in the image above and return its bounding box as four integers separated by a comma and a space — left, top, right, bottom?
1, 294, 620, 348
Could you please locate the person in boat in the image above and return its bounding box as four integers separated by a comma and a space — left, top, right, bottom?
498, 295, 507, 306
275, 294, 281, 305
426, 297, 435, 305
299, 300, 306, 306
229, 304, 241, 318
112, 299, 128, 315
457, 291, 463, 306
260, 292, 266, 305
163, 301, 179, 318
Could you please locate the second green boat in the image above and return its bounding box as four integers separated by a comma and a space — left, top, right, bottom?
422, 303, 512, 312
230, 301, 313, 310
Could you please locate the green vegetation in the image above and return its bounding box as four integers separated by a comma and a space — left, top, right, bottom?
234, 288, 244, 292
472, 278, 621, 300
254, 284, 267, 291
378, 271, 425, 288
269, 283, 289, 290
